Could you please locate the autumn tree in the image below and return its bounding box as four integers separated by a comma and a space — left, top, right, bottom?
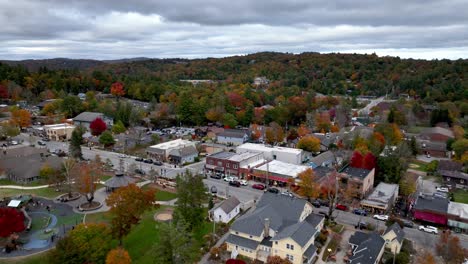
266, 255, 292, 264
10, 109, 31, 129
436, 230, 468, 264
110, 82, 125, 97
90, 117, 107, 136
152, 220, 197, 264
297, 136, 321, 153
106, 184, 155, 245
106, 247, 132, 264
320, 171, 341, 219
287, 128, 298, 141
362, 152, 376, 170
296, 169, 319, 201
0, 208, 25, 237
265, 122, 284, 145
415, 250, 436, 264
350, 151, 364, 168
48, 223, 112, 264
0, 84, 8, 99
76, 157, 102, 205
250, 124, 262, 141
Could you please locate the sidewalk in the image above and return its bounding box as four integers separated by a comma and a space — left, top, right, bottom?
199, 232, 230, 264
0, 184, 50, 190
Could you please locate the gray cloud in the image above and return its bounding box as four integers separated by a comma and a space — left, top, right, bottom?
0, 0, 467, 60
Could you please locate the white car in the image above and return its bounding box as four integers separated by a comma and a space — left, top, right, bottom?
10, 140, 18, 145
419, 225, 438, 234
281, 191, 294, 197
436, 187, 449, 193
224, 176, 234, 182
373, 215, 389, 221
239, 180, 248, 186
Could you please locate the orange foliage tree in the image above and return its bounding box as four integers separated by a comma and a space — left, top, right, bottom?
106, 247, 132, 264
265, 122, 284, 145
11, 109, 31, 129
110, 82, 125, 97
296, 169, 319, 201
436, 230, 468, 263
297, 124, 311, 138
76, 156, 102, 205
415, 250, 436, 264
297, 136, 320, 153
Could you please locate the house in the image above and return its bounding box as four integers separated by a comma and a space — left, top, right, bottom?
43, 123, 76, 141
226, 192, 324, 264
438, 160, 467, 189
309, 151, 337, 168
348, 232, 386, 264
237, 143, 304, 165
412, 196, 449, 225
211, 196, 241, 223
420, 127, 454, 142
360, 183, 399, 214
382, 223, 405, 254
340, 166, 376, 198
205, 151, 263, 179
418, 140, 448, 158
447, 202, 468, 233
0, 146, 62, 183
168, 145, 198, 165
251, 160, 310, 185
216, 129, 249, 146
73, 112, 113, 130
253, 76, 269, 86
146, 139, 197, 162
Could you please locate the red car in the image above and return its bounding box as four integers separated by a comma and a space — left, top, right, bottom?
335, 204, 348, 211
252, 184, 265, 190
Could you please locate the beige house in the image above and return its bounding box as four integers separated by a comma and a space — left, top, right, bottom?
43, 123, 75, 141
382, 223, 405, 254
340, 166, 375, 198
225, 192, 324, 264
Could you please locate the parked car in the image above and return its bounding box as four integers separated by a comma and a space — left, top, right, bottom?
154, 160, 163, 166
318, 199, 330, 207
335, 204, 348, 211
119, 154, 129, 158
267, 187, 279, 193
42, 137, 50, 142
240, 180, 248, 186
434, 191, 448, 198
281, 190, 293, 197
210, 174, 222, 179
229, 181, 241, 187
135, 157, 144, 162
436, 187, 449, 193
252, 184, 265, 190
355, 221, 368, 230
402, 220, 414, 228
426, 153, 431, 158
10, 141, 18, 145
224, 176, 234, 182
312, 200, 321, 208
134, 169, 145, 175
373, 215, 389, 221
419, 225, 438, 234
353, 209, 368, 216
37, 141, 46, 146
143, 159, 153, 164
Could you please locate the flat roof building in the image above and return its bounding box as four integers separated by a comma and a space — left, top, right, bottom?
237, 143, 304, 165
251, 160, 310, 184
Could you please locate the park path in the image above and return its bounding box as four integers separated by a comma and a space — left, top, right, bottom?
0, 184, 50, 190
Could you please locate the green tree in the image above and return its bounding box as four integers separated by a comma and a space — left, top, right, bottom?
452, 139, 468, 159
152, 220, 197, 264
60, 95, 83, 118
410, 136, 418, 156
69, 126, 84, 159
39, 163, 56, 181
99, 131, 115, 147
48, 223, 112, 264
0, 123, 20, 139
111, 120, 126, 134
222, 113, 238, 128
176, 92, 194, 125
174, 170, 208, 231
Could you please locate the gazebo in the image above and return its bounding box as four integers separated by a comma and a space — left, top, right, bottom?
104, 171, 135, 192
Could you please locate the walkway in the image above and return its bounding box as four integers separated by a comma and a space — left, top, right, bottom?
0, 184, 50, 190
199, 232, 230, 264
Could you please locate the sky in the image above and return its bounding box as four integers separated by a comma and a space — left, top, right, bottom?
1, 0, 467, 60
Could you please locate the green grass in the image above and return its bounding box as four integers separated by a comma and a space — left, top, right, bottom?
1, 251, 49, 264
29, 215, 51, 232
408, 159, 428, 172
155, 190, 177, 201
331, 224, 344, 234
0, 179, 47, 186
84, 211, 112, 224
453, 189, 468, 204
0, 187, 65, 199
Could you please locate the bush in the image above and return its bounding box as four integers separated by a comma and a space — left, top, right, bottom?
316, 232, 328, 244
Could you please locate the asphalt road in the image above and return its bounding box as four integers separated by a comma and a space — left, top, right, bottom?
203, 177, 266, 203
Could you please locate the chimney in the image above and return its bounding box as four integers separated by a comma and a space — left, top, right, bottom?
264, 218, 270, 238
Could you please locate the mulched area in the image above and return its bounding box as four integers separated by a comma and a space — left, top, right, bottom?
145, 183, 177, 193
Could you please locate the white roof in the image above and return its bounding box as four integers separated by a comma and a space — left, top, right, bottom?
448, 202, 468, 219
8, 200, 21, 207
228, 152, 261, 162
362, 182, 399, 204
43, 123, 75, 130
241, 159, 267, 169
149, 139, 195, 150
255, 160, 309, 178
237, 143, 302, 155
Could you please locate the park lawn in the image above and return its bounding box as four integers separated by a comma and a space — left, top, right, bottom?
0, 179, 48, 187
408, 159, 428, 172
0, 187, 65, 199
84, 211, 113, 224
453, 189, 468, 204
2, 251, 49, 264
155, 190, 178, 201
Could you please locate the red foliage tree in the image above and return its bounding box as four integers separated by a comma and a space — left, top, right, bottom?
0, 84, 8, 99
90, 118, 107, 136
0, 208, 25, 237
350, 151, 364, 168
362, 152, 376, 170
110, 82, 125, 97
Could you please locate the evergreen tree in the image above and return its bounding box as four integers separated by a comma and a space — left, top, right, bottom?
152, 220, 197, 264
69, 126, 84, 159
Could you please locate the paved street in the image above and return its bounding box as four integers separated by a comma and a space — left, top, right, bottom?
203, 177, 265, 203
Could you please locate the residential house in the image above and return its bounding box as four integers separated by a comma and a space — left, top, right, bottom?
73, 112, 113, 130
382, 223, 405, 254
205, 151, 263, 179
419, 127, 454, 142
168, 145, 198, 165
226, 192, 324, 264
43, 123, 76, 141
237, 143, 304, 165
340, 166, 376, 198
251, 160, 310, 185
253, 76, 269, 86
360, 183, 399, 214
217, 129, 249, 146
412, 195, 449, 225
146, 139, 197, 162
0, 146, 62, 183
348, 232, 386, 264
309, 151, 337, 168
211, 196, 241, 223
438, 160, 467, 189
447, 202, 468, 233
418, 140, 448, 158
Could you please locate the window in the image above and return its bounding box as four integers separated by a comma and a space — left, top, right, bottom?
291, 245, 294, 250
286, 254, 294, 261
217, 161, 222, 166
233, 164, 238, 169
275, 241, 278, 245
236, 232, 239, 235
249, 235, 252, 238
273, 155, 277, 160
286, 244, 290, 249
226, 163, 230, 168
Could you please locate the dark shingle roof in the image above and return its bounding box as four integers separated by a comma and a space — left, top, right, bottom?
349, 231, 369, 246
349, 232, 385, 264
218, 129, 247, 139
217, 196, 241, 214
209, 151, 236, 159
303, 243, 317, 260
421, 127, 454, 139
438, 160, 463, 172
73, 112, 104, 123
313, 166, 333, 178
384, 223, 405, 243
310, 151, 335, 168
413, 196, 449, 214
272, 220, 317, 247
439, 170, 468, 181
169, 145, 198, 157
341, 166, 371, 179
104, 173, 135, 189
225, 234, 259, 250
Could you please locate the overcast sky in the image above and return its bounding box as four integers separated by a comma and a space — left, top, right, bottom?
1, 0, 467, 60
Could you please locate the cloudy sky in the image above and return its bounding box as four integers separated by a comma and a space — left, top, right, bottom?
1, 0, 467, 60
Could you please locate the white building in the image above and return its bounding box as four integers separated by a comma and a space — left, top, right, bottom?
211, 196, 241, 223
236, 143, 304, 165
216, 129, 249, 146
360, 182, 399, 213
43, 123, 76, 141
252, 160, 310, 184
73, 112, 113, 130
146, 139, 197, 161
